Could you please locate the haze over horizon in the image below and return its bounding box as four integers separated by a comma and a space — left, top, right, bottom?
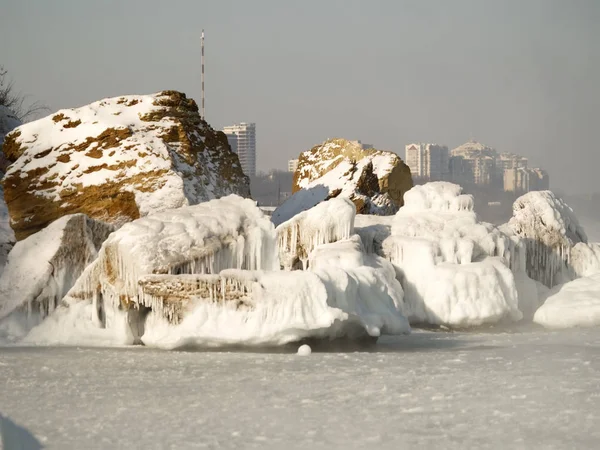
2, 0, 599, 194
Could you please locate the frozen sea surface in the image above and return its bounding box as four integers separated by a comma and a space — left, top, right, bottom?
1, 328, 600, 449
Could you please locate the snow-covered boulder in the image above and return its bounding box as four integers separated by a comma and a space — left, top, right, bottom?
0, 214, 114, 324
2, 90, 250, 240
276, 197, 355, 270
508, 191, 587, 288
382, 182, 524, 327
534, 273, 600, 329
272, 138, 413, 226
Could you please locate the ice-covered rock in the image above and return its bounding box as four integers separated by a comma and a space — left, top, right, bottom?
0, 214, 114, 325
25, 197, 411, 348
65, 195, 277, 322
276, 197, 355, 270
534, 273, 600, 329
272, 138, 413, 225
508, 190, 587, 288
382, 182, 523, 327
2, 90, 250, 240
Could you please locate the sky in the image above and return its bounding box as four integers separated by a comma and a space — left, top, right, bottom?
2, 0, 599, 194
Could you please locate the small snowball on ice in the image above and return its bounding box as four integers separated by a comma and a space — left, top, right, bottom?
297, 344, 312, 356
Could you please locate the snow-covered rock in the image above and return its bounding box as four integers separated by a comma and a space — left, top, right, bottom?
272, 138, 413, 226
0, 214, 114, 325
276, 197, 355, 270
534, 273, 600, 329
2, 90, 250, 240
508, 191, 588, 288
383, 182, 523, 327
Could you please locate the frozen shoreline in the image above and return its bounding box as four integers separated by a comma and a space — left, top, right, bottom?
1, 328, 599, 449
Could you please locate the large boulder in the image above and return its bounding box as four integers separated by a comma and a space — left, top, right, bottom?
274, 139, 412, 225
2, 91, 250, 240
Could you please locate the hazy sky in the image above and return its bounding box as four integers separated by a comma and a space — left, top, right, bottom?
2, 0, 599, 193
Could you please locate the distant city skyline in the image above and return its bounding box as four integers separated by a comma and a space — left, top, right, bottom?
2, 1, 599, 193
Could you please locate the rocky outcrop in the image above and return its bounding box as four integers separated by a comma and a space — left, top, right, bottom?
275, 139, 412, 225
1, 91, 250, 240
0, 106, 21, 175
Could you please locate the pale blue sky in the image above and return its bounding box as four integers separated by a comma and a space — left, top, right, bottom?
2, 0, 599, 193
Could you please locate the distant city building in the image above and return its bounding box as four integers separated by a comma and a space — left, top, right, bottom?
449, 140, 497, 186
504, 167, 549, 193
288, 159, 299, 173
222, 122, 256, 176
405, 143, 449, 180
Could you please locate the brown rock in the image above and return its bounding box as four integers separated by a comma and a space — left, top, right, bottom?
2, 91, 251, 240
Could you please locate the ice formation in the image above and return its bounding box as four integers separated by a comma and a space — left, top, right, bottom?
21, 195, 411, 347
534, 273, 600, 329
65, 195, 277, 316
354, 214, 394, 256
0, 214, 114, 324
382, 182, 523, 327
508, 190, 587, 288
275, 197, 355, 270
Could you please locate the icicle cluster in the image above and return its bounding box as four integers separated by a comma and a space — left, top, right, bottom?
276, 197, 356, 270
508, 190, 588, 288
138, 271, 257, 324
65, 196, 278, 326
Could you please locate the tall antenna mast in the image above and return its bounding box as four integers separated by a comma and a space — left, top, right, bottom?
201, 29, 205, 120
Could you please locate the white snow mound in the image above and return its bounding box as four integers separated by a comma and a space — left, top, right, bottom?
534, 273, 600, 329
